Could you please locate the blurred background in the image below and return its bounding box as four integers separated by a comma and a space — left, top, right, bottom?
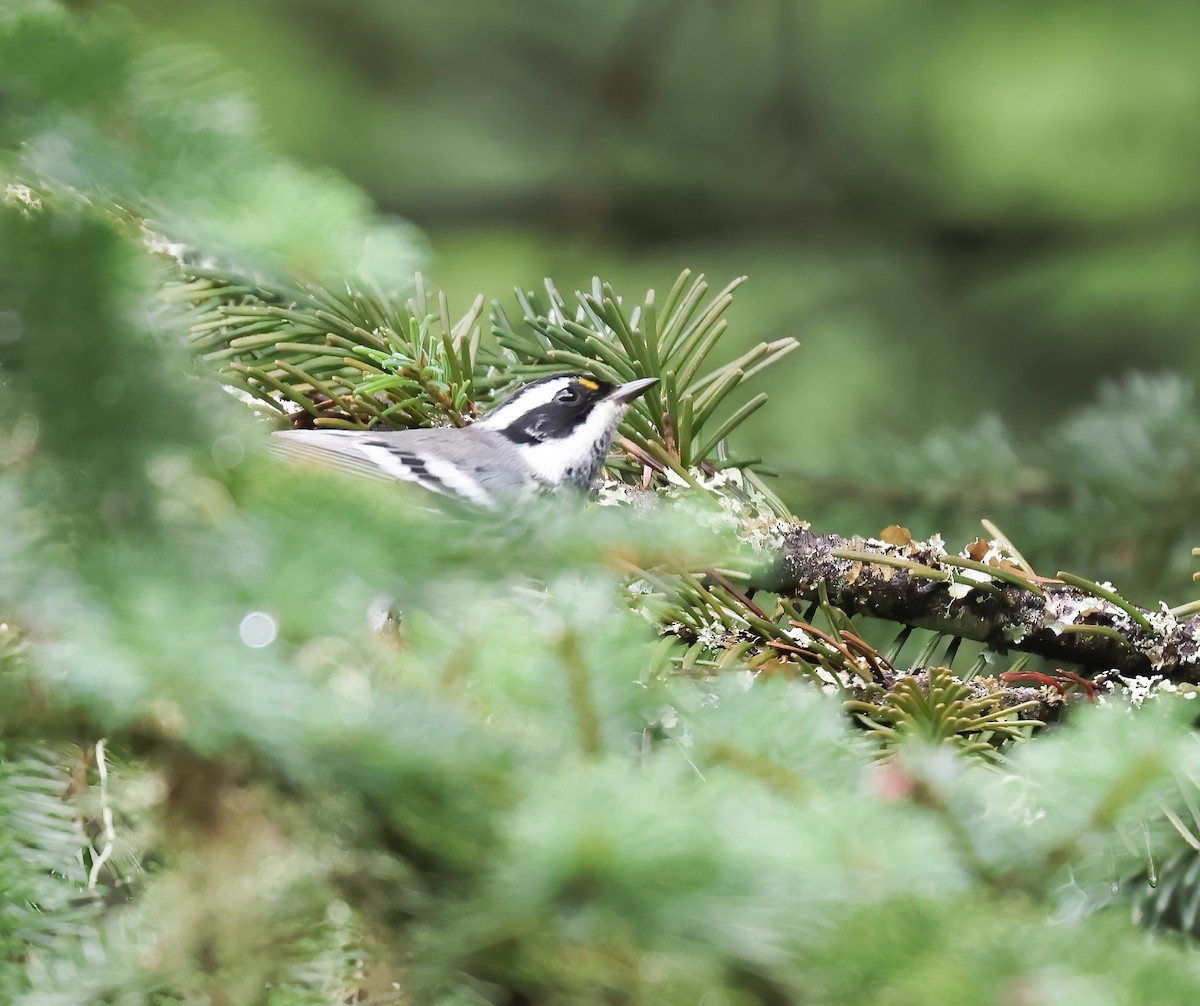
70, 0, 1200, 584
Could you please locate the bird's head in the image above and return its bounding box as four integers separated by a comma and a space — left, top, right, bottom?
475, 373, 658, 488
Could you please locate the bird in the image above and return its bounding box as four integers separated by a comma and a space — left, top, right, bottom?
269, 373, 659, 507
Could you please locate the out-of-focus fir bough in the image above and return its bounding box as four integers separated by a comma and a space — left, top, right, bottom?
8, 4, 1200, 1004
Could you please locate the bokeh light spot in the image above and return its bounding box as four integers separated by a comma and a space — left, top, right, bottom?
238, 611, 278, 648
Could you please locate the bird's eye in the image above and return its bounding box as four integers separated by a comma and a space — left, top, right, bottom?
555, 386, 580, 403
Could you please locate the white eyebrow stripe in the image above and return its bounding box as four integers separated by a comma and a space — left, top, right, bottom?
475, 377, 572, 429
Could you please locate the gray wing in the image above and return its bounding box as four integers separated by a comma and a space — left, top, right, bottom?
269, 426, 535, 507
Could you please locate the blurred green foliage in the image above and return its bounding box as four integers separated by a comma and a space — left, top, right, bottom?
6, 3, 1200, 1004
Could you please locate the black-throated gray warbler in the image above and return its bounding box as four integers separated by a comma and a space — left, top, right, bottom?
271, 373, 658, 507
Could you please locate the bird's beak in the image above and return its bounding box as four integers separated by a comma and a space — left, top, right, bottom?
607, 377, 659, 404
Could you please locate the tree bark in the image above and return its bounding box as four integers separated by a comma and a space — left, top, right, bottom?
762, 527, 1200, 681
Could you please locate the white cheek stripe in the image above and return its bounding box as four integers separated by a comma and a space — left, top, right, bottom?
521, 402, 621, 483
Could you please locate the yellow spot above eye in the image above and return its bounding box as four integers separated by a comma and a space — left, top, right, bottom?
577, 378, 600, 391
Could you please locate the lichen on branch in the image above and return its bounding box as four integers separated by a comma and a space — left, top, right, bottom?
767, 526, 1200, 680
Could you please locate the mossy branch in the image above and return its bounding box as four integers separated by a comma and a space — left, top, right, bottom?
765, 527, 1200, 680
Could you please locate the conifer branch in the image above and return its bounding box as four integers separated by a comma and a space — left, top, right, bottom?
767, 527, 1200, 679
